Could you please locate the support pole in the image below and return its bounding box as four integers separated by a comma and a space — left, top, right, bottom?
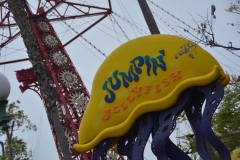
137, 0, 160, 34
6, 0, 72, 159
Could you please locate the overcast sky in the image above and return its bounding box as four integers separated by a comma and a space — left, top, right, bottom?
0, 0, 239, 159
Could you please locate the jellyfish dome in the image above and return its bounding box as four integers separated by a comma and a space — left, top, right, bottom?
74, 35, 231, 160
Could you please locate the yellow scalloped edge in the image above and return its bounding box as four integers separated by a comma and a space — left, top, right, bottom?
219, 74, 230, 87
74, 65, 229, 152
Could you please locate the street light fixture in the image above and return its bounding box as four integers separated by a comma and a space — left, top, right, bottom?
0, 73, 11, 131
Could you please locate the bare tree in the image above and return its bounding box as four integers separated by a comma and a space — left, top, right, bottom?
226, 0, 240, 14
183, 3, 240, 51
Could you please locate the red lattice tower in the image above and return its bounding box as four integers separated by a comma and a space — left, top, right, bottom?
0, 0, 111, 159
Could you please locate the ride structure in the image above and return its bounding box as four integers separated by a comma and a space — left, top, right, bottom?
0, 0, 237, 159
0, 0, 111, 159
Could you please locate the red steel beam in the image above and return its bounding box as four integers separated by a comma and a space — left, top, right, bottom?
63, 13, 109, 47
48, 12, 109, 22
0, 23, 17, 28
0, 31, 20, 48
0, 58, 29, 65
61, 2, 110, 10
45, 2, 62, 15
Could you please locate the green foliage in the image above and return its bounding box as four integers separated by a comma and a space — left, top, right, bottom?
5, 101, 37, 133
0, 101, 37, 160
212, 75, 240, 151
0, 137, 33, 160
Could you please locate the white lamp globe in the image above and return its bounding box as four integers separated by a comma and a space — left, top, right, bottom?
0, 73, 10, 98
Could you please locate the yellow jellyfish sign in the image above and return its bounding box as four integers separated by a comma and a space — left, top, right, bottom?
74, 34, 229, 152
231, 149, 240, 160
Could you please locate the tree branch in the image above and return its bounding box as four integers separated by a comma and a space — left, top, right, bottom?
181, 8, 240, 51
9, 121, 15, 141
6, 121, 15, 160
230, 11, 240, 14
0, 141, 5, 156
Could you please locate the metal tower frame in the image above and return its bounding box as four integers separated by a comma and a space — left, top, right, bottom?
0, 0, 111, 159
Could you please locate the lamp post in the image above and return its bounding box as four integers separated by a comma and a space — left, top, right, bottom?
0, 73, 11, 131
